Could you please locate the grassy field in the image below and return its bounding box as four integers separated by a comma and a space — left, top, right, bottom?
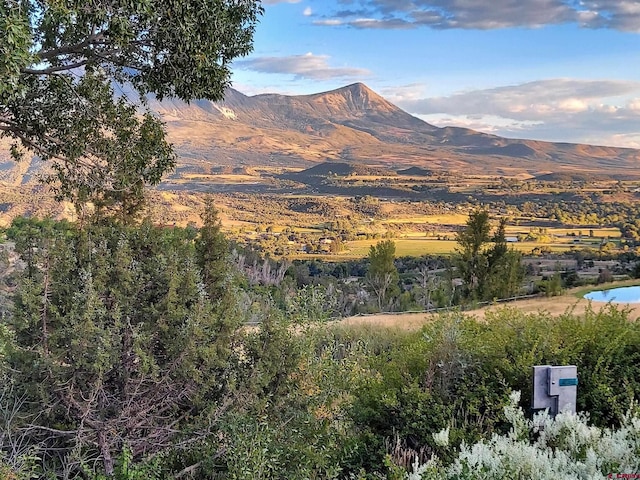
380, 213, 469, 225
504, 226, 621, 238
342, 238, 583, 258
341, 280, 640, 330
511, 243, 583, 253
344, 239, 459, 257
290, 239, 460, 260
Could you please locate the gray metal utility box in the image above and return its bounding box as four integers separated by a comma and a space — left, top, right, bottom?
532, 365, 578, 417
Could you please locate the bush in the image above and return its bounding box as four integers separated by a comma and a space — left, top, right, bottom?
408, 391, 640, 479
339, 306, 640, 476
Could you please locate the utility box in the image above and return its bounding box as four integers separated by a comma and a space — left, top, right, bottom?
532, 365, 578, 417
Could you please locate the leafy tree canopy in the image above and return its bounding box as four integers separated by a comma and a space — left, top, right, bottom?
0, 0, 263, 217
366, 239, 400, 311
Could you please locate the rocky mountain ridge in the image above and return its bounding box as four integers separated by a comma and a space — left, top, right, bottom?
2, 83, 639, 185
151, 82, 640, 176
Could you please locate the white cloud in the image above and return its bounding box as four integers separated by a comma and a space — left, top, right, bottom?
628, 98, 640, 112
313, 19, 345, 26
607, 133, 640, 149
303, 6, 313, 16
235, 53, 371, 80
230, 81, 300, 96
317, 0, 640, 31
398, 79, 640, 147
351, 17, 412, 28
399, 79, 640, 119
556, 98, 589, 113
418, 113, 542, 135
379, 83, 428, 102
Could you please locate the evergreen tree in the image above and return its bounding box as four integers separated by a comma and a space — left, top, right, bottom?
484, 218, 524, 299
366, 240, 400, 311
6, 217, 240, 477
455, 211, 523, 301
455, 210, 491, 299
196, 197, 229, 302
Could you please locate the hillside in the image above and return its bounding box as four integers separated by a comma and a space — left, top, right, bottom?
2, 82, 640, 190
148, 82, 640, 177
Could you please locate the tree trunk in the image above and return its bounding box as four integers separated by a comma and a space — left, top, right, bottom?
98, 430, 114, 476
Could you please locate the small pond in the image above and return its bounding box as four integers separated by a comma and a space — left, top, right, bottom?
583, 285, 640, 303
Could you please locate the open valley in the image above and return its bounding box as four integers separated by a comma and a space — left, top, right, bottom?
3, 3, 640, 475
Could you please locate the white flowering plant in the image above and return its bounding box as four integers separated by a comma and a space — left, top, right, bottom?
408, 391, 640, 480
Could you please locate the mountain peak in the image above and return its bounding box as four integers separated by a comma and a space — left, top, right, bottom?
322, 82, 382, 101
342, 82, 375, 94
131, 82, 640, 176
305, 82, 397, 117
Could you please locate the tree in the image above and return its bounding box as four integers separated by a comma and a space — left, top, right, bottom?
196, 197, 230, 301
1, 0, 263, 216
366, 240, 400, 311
484, 218, 524, 299
415, 263, 441, 310
6, 216, 242, 477
454, 210, 491, 299
455, 211, 523, 301
484, 249, 524, 300
330, 236, 343, 254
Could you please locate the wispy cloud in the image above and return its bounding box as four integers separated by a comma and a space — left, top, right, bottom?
397, 79, 640, 147
314, 0, 640, 31
235, 53, 371, 80
400, 79, 640, 119
379, 83, 428, 102
262, 0, 301, 4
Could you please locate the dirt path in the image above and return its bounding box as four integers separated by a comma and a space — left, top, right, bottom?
341, 287, 640, 330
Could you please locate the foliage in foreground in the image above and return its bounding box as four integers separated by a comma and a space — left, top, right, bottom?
4, 214, 243, 476
1, 216, 353, 478
330, 305, 640, 477
409, 391, 640, 480
1, 217, 640, 478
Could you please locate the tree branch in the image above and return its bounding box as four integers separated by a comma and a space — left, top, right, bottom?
0, 125, 69, 163
22, 60, 90, 75
175, 462, 202, 479
35, 33, 106, 61
23, 425, 79, 437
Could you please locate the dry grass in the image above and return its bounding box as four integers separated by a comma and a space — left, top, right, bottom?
340, 312, 435, 330
341, 285, 640, 330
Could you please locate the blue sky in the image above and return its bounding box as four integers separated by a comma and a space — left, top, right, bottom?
229, 0, 640, 148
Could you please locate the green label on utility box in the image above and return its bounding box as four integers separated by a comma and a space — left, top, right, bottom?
559, 378, 578, 387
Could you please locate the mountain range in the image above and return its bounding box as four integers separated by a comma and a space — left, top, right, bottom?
2, 83, 639, 187
150, 82, 640, 178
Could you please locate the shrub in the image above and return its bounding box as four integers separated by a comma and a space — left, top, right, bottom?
341, 306, 640, 476
408, 391, 640, 480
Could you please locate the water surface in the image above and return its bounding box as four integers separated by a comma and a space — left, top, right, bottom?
583, 285, 640, 304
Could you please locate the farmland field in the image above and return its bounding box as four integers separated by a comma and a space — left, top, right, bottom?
343, 239, 460, 257
1, 166, 638, 261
